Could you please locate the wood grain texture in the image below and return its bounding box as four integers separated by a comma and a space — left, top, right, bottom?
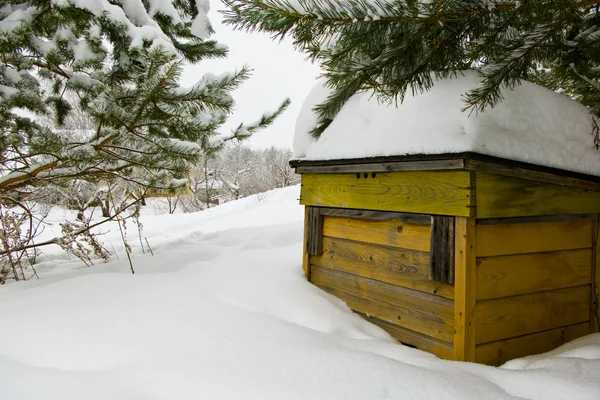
292, 153, 600, 191
476, 214, 597, 225
476, 172, 600, 218
323, 216, 431, 252
453, 217, 477, 362
302, 207, 311, 280
476, 249, 593, 301
359, 313, 454, 360
474, 285, 591, 344
296, 159, 465, 174
430, 216, 455, 284
467, 159, 600, 192
475, 322, 591, 366
300, 171, 474, 217
311, 237, 454, 299
310, 266, 455, 342
476, 220, 593, 257
306, 207, 324, 256
318, 207, 432, 224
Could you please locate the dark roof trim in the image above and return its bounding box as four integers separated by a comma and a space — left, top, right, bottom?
290, 152, 600, 190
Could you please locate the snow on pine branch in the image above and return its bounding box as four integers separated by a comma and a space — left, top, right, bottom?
1, 0, 213, 57
209, 98, 291, 149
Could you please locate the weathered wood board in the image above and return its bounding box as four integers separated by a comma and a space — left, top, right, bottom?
323, 216, 431, 252
306, 207, 324, 256
475, 322, 591, 366
476, 219, 593, 257
300, 171, 474, 216
361, 313, 454, 360
476, 172, 600, 218
311, 237, 454, 299
453, 217, 476, 362
302, 207, 311, 279
430, 216, 455, 284
476, 249, 592, 300
474, 285, 591, 344
311, 266, 455, 342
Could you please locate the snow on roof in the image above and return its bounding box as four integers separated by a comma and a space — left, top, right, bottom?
293, 71, 600, 176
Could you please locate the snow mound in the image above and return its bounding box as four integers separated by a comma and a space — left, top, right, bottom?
294, 72, 600, 176
1, 186, 600, 399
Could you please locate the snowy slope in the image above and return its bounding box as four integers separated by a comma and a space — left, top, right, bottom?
294, 72, 600, 176
1, 186, 600, 399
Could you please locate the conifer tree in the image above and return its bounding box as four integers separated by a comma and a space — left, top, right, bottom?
223, 0, 600, 136
0, 0, 289, 197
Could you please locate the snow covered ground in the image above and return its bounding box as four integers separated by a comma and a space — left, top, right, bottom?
1, 186, 600, 400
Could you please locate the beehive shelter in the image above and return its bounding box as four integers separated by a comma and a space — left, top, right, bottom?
291, 73, 600, 365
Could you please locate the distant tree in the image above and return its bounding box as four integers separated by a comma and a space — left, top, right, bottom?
156, 145, 298, 213
223, 0, 600, 137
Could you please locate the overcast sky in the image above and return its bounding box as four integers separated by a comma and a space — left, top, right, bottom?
181, 1, 321, 149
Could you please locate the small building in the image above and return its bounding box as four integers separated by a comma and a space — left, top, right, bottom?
290, 74, 600, 365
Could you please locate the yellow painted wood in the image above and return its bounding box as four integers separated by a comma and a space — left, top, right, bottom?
592, 218, 600, 333
453, 217, 477, 362
476, 172, 600, 218
476, 220, 593, 257
475, 322, 591, 366
323, 216, 431, 252
310, 266, 455, 342
312, 237, 454, 299
476, 249, 592, 301
362, 314, 454, 360
302, 207, 311, 280
300, 171, 474, 217
474, 285, 591, 344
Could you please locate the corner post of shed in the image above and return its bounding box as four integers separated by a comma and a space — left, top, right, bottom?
453, 216, 476, 361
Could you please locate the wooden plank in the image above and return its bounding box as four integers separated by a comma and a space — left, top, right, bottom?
323, 216, 431, 252
430, 216, 455, 284
359, 313, 454, 360
306, 207, 324, 256
476, 172, 600, 218
302, 207, 311, 280
310, 266, 455, 342
592, 218, 600, 333
292, 152, 600, 190
296, 159, 465, 174
312, 237, 454, 299
300, 171, 474, 217
453, 217, 477, 362
474, 285, 591, 344
318, 207, 432, 224
477, 214, 598, 225
467, 159, 600, 192
476, 219, 593, 257
475, 322, 591, 366
476, 249, 593, 301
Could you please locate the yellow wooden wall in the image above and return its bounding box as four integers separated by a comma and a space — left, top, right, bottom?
300, 171, 474, 217
298, 168, 600, 365
475, 172, 600, 218
472, 219, 594, 365
308, 215, 455, 360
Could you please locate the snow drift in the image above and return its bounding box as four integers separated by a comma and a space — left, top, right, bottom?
0, 186, 599, 399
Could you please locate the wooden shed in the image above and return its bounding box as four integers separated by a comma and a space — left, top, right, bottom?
291, 152, 600, 366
